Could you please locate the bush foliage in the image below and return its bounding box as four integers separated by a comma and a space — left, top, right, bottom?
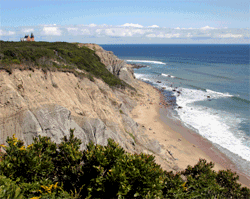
0, 41, 126, 88
0, 129, 249, 198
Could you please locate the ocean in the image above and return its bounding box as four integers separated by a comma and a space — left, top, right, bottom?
100, 44, 250, 177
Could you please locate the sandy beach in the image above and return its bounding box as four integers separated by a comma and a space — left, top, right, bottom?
131, 80, 250, 188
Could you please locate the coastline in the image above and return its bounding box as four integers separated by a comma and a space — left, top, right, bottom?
131, 80, 250, 188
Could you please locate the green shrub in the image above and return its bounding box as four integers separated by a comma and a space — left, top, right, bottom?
0, 130, 249, 198
0, 41, 126, 88
79, 139, 165, 198
86, 73, 94, 82
0, 175, 24, 199
12, 59, 21, 64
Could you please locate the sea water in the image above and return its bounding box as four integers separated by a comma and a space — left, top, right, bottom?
101, 44, 250, 177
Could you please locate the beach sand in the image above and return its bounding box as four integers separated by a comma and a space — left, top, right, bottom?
131, 80, 250, 188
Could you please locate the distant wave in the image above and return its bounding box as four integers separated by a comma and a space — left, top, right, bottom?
162, 73, 175, 78
206, 89, 234, 98
161, 73, 190, 81
186, 84, 206, 91
231, 96, 250, 104
185, 69, 234, 80
152, 71, 162, 75
126, 60, 166, 65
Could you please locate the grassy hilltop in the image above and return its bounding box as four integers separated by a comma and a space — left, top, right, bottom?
0, 41, 125, 88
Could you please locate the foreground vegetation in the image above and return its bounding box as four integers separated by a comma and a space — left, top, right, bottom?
0, 129, 249, 198
0, 41, 126, 88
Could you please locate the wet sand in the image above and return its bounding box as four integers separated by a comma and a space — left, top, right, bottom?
132, 80, 250, 188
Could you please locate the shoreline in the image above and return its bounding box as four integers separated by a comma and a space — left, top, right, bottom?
159, 107, 250, 188
131, 80, 250, 188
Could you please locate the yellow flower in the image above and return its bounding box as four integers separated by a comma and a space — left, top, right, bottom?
54, 182, 58, 189
12, 134, 18, 141
19, 146, 26, 151
27, 144, 33, 149
30, 197, 41, 199
41, 183, 58, 194
181, 182, 188, 191
0, 144, 6, 148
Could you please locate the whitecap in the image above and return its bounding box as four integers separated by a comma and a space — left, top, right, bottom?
126, 60, 166, 65
161, 73, 176, 79
170, 87, 250, 162
206, 89, 234, 98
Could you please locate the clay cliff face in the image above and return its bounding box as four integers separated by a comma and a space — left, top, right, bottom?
0, 44, 174, 171
80, 43, 136, 85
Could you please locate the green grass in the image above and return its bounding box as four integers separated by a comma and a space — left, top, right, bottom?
119, 110, 124, 114
0, 41, 127, 88
125, 131, 136, 143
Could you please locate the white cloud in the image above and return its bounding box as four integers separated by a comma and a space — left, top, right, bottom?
146, 33, 180, 38
0, 30, 15, 36
105, 29, 115, 36
81, 29, 91, 35
121, 23, 143, 28
218, 33, 243, 38
43, 27, 61, 36
103, 28, 151, 37
146, 34, 156, 38
175, 26, 216, 30
148, 25, 159, 28
200, 26, 217, 30
1, 24, 248, 43
22, 28, 34, 33
67, 27, 78, 32
88, 23, 97, 27
95, 29, 103, 34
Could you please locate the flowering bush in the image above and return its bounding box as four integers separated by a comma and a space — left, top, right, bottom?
0, 129, 249, 198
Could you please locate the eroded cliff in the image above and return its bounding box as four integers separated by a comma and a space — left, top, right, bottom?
0, 43, 176, 171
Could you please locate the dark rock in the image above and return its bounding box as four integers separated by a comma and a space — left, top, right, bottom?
130, 64, 147, 69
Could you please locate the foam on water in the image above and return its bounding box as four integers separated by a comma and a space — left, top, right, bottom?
135, 72, 250, 177
172, 87, 250, 162
206, 89, 234, 98
134, 73, 152, 82
162, 73, 175, 78
126, 60, 166, 65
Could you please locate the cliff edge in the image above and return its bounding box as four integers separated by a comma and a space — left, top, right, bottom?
0, 42, 177, 172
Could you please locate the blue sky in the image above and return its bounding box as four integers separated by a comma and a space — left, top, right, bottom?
1, 0, 249, 44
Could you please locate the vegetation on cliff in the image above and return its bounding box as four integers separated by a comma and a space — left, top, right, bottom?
0, 129, 249, 199
0, 41, 126, 88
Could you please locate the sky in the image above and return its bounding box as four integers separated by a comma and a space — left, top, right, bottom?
1, 0, 249, 44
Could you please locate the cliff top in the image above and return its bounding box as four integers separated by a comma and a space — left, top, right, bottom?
0, 41, 127, 88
